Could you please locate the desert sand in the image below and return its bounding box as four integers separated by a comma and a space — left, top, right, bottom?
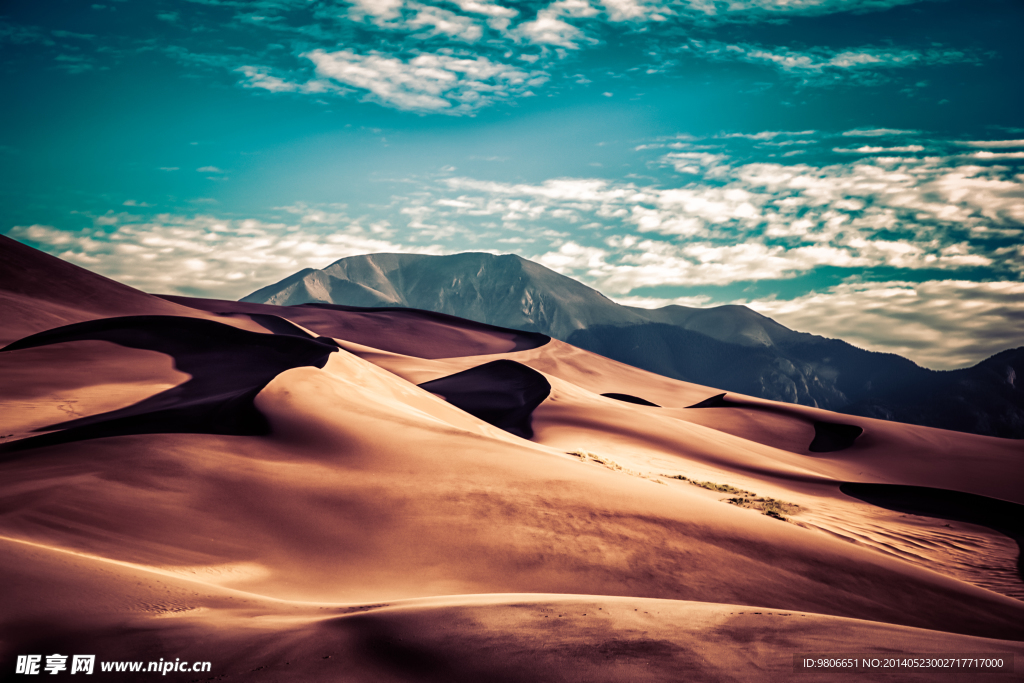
1, 235, 1022, 681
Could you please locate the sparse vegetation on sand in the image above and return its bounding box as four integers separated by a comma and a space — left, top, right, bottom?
568, 457, 801, 519
663, 475, 799, 521
567, 450, 665, 484
665, 475, 753, 496
726, 496, 799, 521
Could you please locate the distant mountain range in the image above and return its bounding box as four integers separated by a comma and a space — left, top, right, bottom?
242, 252, 1024, 439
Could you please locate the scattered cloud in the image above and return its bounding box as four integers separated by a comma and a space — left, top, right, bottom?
303, 49, 547, 113
54, 53, 96, 74
689, 41, 979, 83
9, 214, 442, 300
600, 0, 668, 22
843, 128, 919, 137
449, 0, 519, 18
51, 30, 96, 41
408, 143, 1024, 294
346, 0, 407, 23
514, 0, 601, 49
0, 20, 54, 46
743, 280, 1024, 370
236, 65, 339, 94
674, 0, 926, 19
609, 293, 713, 308
1, 0, 998, 116
953, 139, 1024, 149
720, 130, 816, 140
406, 3, 487, 41
832, 145, 926, 154
960, 151, 1024, 161
3, 0, 981, 116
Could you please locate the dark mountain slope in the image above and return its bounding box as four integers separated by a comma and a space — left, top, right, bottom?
569, 323, 1024, 437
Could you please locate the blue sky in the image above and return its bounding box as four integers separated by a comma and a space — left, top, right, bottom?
2, 0, 1022, 369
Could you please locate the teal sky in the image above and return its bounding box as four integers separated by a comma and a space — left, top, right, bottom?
2, 0, 1022, 369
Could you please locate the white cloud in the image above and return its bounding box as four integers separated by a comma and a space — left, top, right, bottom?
682, 156, 1014, 249
530, 238, 871, 294
345, 0, 498, 39
347, 0, 405, 22
448, 0, 518, 17
743, 280, 1024, 370
720, 130, 816, 140
549, 0, 601, 17
9, 214, 442, 300
610, 293, 713, 308
832, 145, 926, 154
304, 49, 546, 113
842, 128, 919, 137
599, 0, 667, 22
680, 0, 936, 19
191, 0, 972, 115
444, 176, 649, 203
660, 151, 729, 174
536, 240, 609, 271
691, 41, 977, 82
418, 146, 1024, 294
954, 139, 1024, 148
516, 11, 591, 48
405, 3, 485, 41
236, 65, 339, 94
961, 151, 1024, 161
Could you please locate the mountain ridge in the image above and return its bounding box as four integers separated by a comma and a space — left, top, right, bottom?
243, 252, 813, 349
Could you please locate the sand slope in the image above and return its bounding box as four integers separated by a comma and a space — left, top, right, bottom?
1, 242, 1023, 681
4, 536, 1022, 683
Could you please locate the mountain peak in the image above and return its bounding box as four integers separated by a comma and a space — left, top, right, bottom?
243, 251, 650, 338
241, 251, 810, 345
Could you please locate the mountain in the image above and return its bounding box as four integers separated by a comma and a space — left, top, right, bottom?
244, 252, 645, 339
243, 252, 814, 347
243, 252, 1024, 438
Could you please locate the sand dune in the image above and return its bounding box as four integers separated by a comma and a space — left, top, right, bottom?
1, 241, 1023, 680
164, 296, 551, 359
4, 534, 1022, 682
686, 392, 864, 452
0, 316, 339, 454
840, 484, 1024, 581
418, 360, 551, 439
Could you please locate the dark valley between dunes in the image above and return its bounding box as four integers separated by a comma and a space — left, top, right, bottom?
1, 235, 1023, 682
